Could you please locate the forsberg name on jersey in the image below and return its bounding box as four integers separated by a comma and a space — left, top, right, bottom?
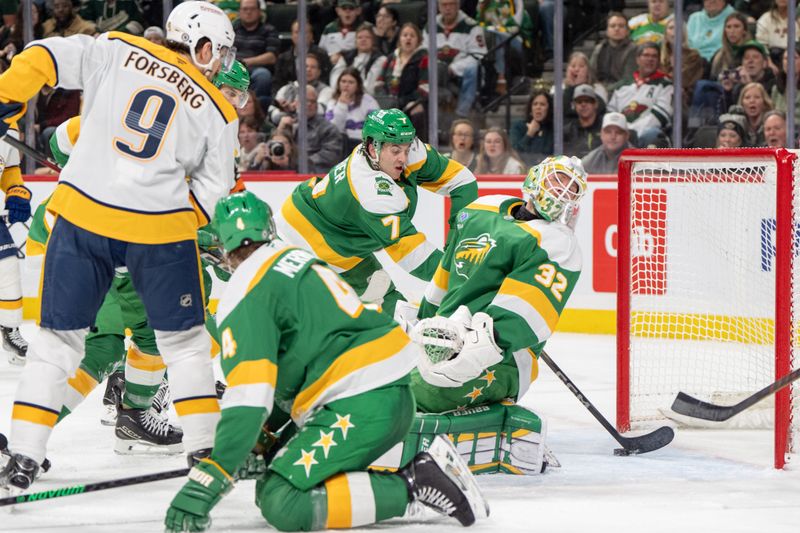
122, 50, 206, 109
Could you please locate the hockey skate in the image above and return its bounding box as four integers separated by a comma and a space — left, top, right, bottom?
1, 325, 27, 365
399, 435, 489, 526
100, 370, 124, 426
150, 378, 171, 418
114, 407, 184, 455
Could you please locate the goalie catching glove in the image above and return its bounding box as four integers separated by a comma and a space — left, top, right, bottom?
413, 306, 503, 387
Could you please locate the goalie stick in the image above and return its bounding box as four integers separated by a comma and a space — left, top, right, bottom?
671, 366, 800, 422
538, 350, 675, 455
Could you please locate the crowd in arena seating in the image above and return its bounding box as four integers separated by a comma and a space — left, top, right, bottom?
3, 0, 799, 175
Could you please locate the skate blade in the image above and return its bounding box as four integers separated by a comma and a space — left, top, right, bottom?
100, 406, 117, 426
114, 438, 184, 456
4, 351, 25, 366
428, 435, 490, 520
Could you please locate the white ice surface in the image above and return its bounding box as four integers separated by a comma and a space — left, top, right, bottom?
1, 326, 798, 532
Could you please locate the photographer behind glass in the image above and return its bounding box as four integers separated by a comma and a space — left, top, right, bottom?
261, 129, 297, 171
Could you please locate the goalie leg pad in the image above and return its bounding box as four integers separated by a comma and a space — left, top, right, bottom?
370, 401, 548, 475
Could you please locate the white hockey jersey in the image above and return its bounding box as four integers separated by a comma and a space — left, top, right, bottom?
0, 32, 239, 244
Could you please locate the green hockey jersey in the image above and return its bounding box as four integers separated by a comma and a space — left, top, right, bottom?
419, 194, 582, 399
278, 139, 478, 281
212, 241, 418, 473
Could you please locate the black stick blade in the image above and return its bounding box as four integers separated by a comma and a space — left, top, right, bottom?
671, 392, 737, 422
620, 425, 675, 455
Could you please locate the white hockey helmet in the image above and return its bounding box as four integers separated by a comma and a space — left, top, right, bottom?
166, 1, 236, 73
521, 155, 588, 222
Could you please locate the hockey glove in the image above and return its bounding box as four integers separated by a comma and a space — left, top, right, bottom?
0, 102, 23, 138
233, 425, 277, 481
4, 185, 31, 223
165, 459, 233, 533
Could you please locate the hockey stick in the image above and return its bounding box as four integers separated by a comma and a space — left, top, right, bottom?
2, 133, 61, 172
538, 350, 675, 455
671, 366, 800, 422
0, 467, 189, 507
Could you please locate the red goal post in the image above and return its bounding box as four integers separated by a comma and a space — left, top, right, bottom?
616, 148, 798, 469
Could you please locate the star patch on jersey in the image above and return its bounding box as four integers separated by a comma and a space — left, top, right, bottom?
312, 430, 338, 459
479, 370, 497, 387
294, 448, 319, 477
330, 413, 355, 439
464, 386, 484, 402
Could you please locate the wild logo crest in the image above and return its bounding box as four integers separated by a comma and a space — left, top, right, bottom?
454, 233, 496, 279
375, 176, 393, 196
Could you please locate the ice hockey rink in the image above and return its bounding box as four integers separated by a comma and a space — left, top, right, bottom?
1, 326, 798, 533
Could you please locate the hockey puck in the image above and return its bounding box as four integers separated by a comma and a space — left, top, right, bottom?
613, 448, 631, 456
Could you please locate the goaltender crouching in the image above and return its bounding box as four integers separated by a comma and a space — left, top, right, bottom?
377, 156, 588, 475
165, 191, 488, 532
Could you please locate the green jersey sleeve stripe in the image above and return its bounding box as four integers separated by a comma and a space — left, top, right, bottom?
386, 233, 441, 273
491, 293, 554, 344
512, 348, 539, 401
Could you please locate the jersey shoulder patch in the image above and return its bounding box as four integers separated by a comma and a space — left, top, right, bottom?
347, 153, 409, 215
518, 220, 582, 272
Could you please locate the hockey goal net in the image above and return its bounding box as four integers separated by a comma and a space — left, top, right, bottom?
616, 148, 800, 469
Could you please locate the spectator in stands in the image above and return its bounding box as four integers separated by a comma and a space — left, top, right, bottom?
591, 11, 638, 91
234, 0, 281, 110
738, 81, 773, 144
430, 0, 487, 118
733, 0, 772, 19
564, 84, 603, 158
538, 0, 555, 58
771, 46, 800, 123
476, 0, 535, 94
238, 116, 269, 172
729, 40, 777, 104
687, 0, 736, 61
260, 129, 298, 171
715, 112, 747, 147
0, 0, 16, 29
629, 0, 673, 45
475, 127, 526, 175
81, 0, 145, 35
608, 42, 673, 147
143, 25, 164, 46
277, 84, 344, 174
36, 85, 81, 157
330, 23, 385, 95
510, 88, 554, 166
273, 20, 333, 96
762, 109, 788, 146
756, 0, 800, 63
581, 112, 631, 174
271, 53, 334, 126
238, 89, 273, 137
375, 22, 430, 140
660, 17, 705, 105
444, 118, 478, 171
43, 0, 95, 37
374, 5, 400, 56
710, 11, 752, 80
319, 0, 362, 66
558, 51, 608, 110
325, 67, 380, 154
0, 1, 44, 71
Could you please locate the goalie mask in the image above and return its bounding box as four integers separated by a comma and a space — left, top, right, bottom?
521, 155, 588, 222
166, 1, 237, 73
213, 191, 276, 254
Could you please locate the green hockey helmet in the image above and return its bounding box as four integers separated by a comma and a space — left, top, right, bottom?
213, 59, 250, 108
361, 108, 416, 159
521, 155, 588, 222
213, 191, 276, 254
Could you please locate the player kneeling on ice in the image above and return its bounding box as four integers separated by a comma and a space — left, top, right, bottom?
165, 191, 488, 533
378, 156, 588, 475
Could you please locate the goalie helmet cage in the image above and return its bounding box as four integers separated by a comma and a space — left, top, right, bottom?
616, 148, 799, 469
